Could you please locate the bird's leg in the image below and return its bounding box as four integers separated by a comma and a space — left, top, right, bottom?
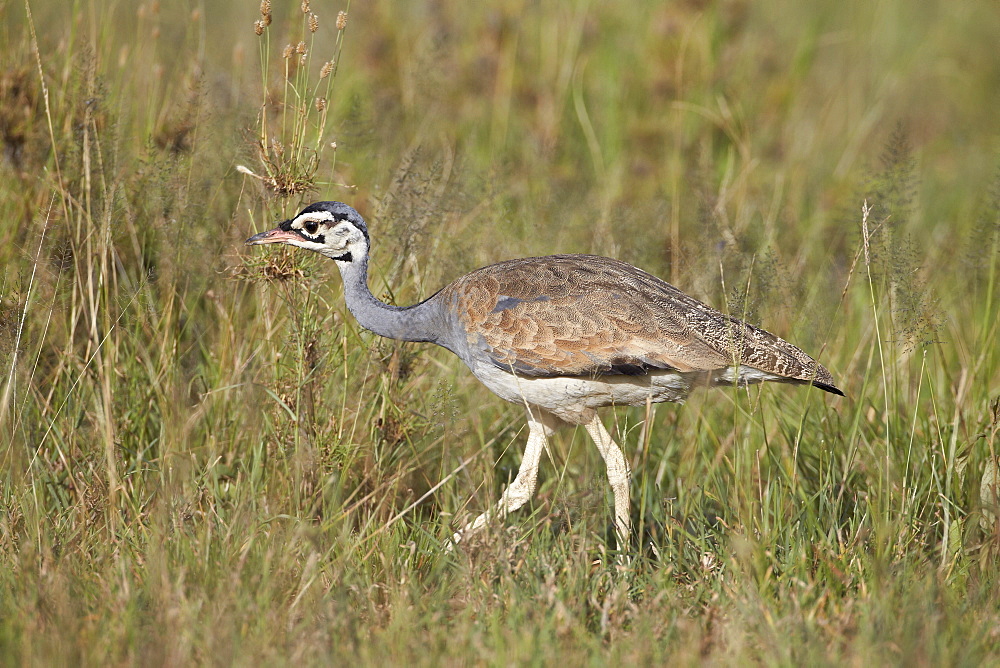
451, 411, 558, 547
583, 414, 632, 551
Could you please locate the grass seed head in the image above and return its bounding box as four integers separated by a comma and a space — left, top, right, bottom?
315, 97, 326, 112
296, 41, 307, 55
301, 0, 310, 13
319, 61, 334, 78
282, 44, 294, 59
308, 13, 319, 33
253, 19, 265, 36
260, 0, 271, 18
336, 11, 348, 30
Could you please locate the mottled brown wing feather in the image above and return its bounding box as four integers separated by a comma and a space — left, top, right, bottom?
443, 255, 839, 391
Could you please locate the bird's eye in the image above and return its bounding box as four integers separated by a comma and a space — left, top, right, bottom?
304, 221, 319, 235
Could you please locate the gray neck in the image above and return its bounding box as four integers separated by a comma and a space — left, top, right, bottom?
335, 255, 443, 344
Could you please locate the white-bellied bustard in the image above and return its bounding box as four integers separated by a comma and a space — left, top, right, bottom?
247, 201, 843, 550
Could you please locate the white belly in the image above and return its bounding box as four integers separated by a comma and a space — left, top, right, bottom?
469, 362, 785, 424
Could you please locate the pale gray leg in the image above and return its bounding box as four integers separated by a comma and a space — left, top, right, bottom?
583, 414, 632, 550
451, 411, 559, 546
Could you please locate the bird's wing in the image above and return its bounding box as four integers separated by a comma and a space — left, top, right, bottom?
446, 255, 731, 377
445, 255, 839, 389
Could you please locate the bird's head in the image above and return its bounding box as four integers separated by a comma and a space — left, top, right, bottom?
245, 201, 369, 263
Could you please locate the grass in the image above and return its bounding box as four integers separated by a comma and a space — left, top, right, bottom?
2, 0, 1000, 663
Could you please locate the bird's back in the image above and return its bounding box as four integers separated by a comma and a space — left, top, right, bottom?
437, 254, 841, 395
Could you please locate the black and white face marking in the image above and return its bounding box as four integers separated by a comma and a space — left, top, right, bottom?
245, 201, 370, 263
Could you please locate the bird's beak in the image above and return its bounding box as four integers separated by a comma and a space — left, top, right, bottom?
245, 223, 297, 246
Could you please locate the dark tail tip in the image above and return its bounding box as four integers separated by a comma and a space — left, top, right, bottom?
813, 381, 845, 397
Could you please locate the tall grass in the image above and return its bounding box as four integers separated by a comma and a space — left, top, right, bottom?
1, 0, 999, 663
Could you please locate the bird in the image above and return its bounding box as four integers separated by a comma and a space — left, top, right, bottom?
246, 201, 843, 550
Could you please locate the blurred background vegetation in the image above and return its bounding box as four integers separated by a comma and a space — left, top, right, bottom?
1, 0, 999, 663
